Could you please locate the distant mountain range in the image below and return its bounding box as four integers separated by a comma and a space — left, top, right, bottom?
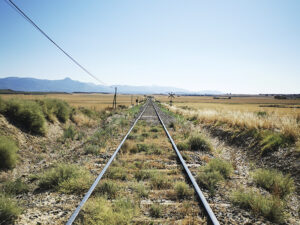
0, 77, 222, 95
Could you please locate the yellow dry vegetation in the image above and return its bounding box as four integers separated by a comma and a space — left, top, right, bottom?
0, 93, 144, 111
155, 95, 300, 143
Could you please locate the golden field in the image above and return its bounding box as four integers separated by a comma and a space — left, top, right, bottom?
0, 93, 144, 111
155, 95, 300, 142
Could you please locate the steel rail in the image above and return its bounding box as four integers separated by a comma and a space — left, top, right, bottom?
66, 100, 149, 225
151, 101, 220, 225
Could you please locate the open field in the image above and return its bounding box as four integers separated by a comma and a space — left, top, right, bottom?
155, 95, 300, 115
156, 95, 300, 145
0, 93, 144, 111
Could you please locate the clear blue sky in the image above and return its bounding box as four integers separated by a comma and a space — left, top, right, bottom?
0, 0, 299, 94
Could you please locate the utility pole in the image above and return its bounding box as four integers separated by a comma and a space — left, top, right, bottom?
131, 95, 133, 106
112, 87, 117, 109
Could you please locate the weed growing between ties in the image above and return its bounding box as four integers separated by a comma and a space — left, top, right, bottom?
0, 194, 22, 225
174, 181, 193, 200
149, 203, 163, 218
106, 166, 128, 181
231, 189, 285, 223
252, 169, 295, 198
77, 197, 138, 225
134, 170, 152, 181
134, 183, 149, 198
0, 136, 18, 170
196, 158, 233, 195
94, 180, 120, 199
38, 164, 92, 194
150, 172, 172, 189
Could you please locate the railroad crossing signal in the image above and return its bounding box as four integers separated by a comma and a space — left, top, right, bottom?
168, 92, 175, 106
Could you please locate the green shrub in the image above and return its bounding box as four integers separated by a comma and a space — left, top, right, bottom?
79, 197, 138, 225
204, 158, 233, 179
196, 158, 232, 195
150, 173, 172, 189
2, 178, 29, 195
252, 169, 295, 198
95, 180, 119, 199
0, 194, 22, 225
231, 189, 285, 223
63, 125, 77, 140
106, 167, 127, 180
84, 144, 99, 155
59, 172, 92, 194
196, 171, 223, 195
4, 99, 46, 135
0, 136, 18, 170
188, 135, 212, 152
174, 182, 193, 199
38, 99, 71, 123
38, 164, 91, 193
149, 204, 163, 218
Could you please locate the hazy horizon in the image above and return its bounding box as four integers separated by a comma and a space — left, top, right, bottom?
1, 0, 299, 94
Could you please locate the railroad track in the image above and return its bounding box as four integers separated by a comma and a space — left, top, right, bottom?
66, 98, 220, 225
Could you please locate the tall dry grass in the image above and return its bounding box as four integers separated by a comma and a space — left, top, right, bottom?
166, 104, 300, 141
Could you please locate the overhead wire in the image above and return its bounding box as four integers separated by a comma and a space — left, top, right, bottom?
5, 0, 106, 85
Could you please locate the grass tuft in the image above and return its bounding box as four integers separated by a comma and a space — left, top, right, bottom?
2, 178, 29, 195
95, 180, 120, 199
134, 170, 152, 181
0, 136, 18, 170
134, 183, 149, 198
3, 99, 47, 135
150, 173, 172, 189
196, 158, 232, 195
174, 181, 193, 199
188, 135, 212, 152
106, 167, 128, 180
38, 164, 92, 194
84, 144, 99, 155
78, 197, 138, 225
149, 203, 163, 218
260, 132, 294, 155
231, 189, 285, 223
63, 125, 77, 141
252, 169, 295, 198
0, 194, 22, 225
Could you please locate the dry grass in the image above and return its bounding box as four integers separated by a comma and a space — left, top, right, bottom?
72, 113, 95, 127
160, 96, 300, 144
0, 93, 144, 111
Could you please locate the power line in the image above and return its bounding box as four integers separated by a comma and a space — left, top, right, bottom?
5, 0, 106, 85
